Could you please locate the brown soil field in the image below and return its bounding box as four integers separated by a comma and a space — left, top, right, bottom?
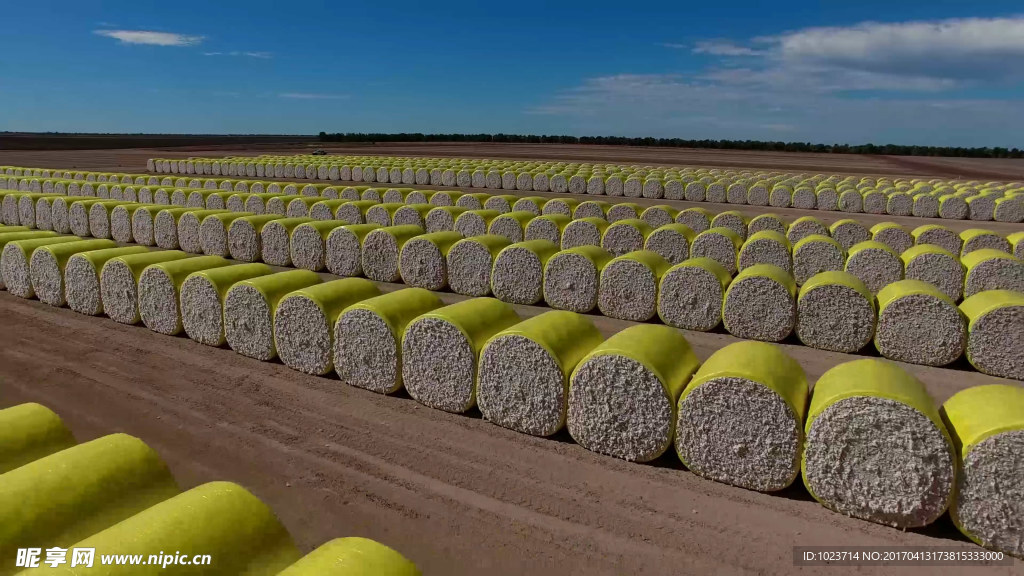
1, 144, 1022, 575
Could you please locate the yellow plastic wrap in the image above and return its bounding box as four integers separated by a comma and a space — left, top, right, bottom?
0, 403, 75, 475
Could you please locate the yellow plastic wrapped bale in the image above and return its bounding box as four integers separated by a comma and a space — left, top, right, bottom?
939, 194, 969, 219
792, 234, 845, 285
392, 203, 434, 229
100, 251, 190, 325
126, 205, 165, 246
29, 239, 118, 306
676, 341, 808, 491
573, 200, 612, 220
511, 196, 548, 215
277, 537, 421, 576
446, 235, 511, 297
960, 228, 1010, 257
319, 223, 380, 278
403, 298, 521, 413
455, 192, 491, 211
542, 246, 613, 313
561, 217, 609, 250
478, 310, 603, 436
796, 271, 875, 353
962, 249, 1024, 298
1010, 231, 1024, 260
275, 278, 382, 376
285, 196, 323, 218
722, 264, 797, 342
606, 202, 644, 223
197, 211, 253, 257
491, 239, 559, 305
913, 224, 963, 256
424, 206, 468, 233
334, 288, 443, 393
844, 240, 904, 294
180, 263, 274, 346
174, 209, 229, 254
309, 199, 350, 221
0, 434, 181, 570
639, 205, 679, 229
228, 214, 285, 263
524, 214, 571, 247
541, 197, 579, 218
244, 192, 292, 215
710, 210, 747, 240
657, 258, 731, 331
875, 280, 966, 366
260, 217, 312, 266
29, 482, 301, 576
870, 222, 913, 255
643, 223, 695, 266
454, 209, 501, 238
138, 255, 232, 335
33, 196, 59, 231
361, 225, 424, 282
959, 291, 1024, 380
747, 213, 788, 237
691, 227, 742, 275
941, 385, 1024, 558
803, 359, 955, 528
738, 230, 791, 273
901, 244, 965, 302
597, 250, 670, 321
483, 194, 519, 213
786, 216, 829, 245
0, 403, 74, 474
65, 246, 150, 316
600, 218, 654, 257
675, 207, 713, 234
397, 231, 464, 291
568, 325, 699, 462
487, 211, 536, 244
224, 270, 323, 361
1, 236, 83, 296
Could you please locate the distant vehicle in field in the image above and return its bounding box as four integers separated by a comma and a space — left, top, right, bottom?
311, 149, 327, 155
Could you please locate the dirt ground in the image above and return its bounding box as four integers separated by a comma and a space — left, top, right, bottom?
1, 145, 1022, 575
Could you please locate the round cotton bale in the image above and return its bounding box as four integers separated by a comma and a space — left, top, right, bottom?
512, 196, 547, 215
941, 385, 1024, 557
224, 270, 323, 361
138, 256, 231, 335
962, 249, 1024, 298
673, 208, 712, 235
600, 219, 654, 257
197, 212, 251, 257
901, 245, 965, 302
828, 219, 870, 251
483, 194, 518, 213
769, 185, 793, 208
1, 236, 82, 295
273, 278, 382, 376
871, 222, 913, 255
607, 202, 642, 223
585, 174, 605, 195
339, 186, 365, 201
959, 291, 1024, 379
803, 359, 954, 528
722, 264, 797, 341
100, 251, 191, 325
710, 211, 747, 240
644, 224, 694, 266
738, 231, 791, 273
939, 195, 969, 219
361, 225, 424, 283
746, 182, 770, 206
793, 235, 845, 285
334, 288, 443, 392
487, 211, 536, 243
568, 325, 699, 462
86, 201, 131, 240
176, 209, 228, 254
838, 189, 863, 213
745, 214, 785, 238
152, 208, 192, 249
226, 214, 280, 262
16, 193, 47, 228
225, 192, 251, 212
960, 228, 1010, 257
397, 231, 463, 290
261, 217, 312, 266
913, 224, 963, 256
243, 192, 290, 215
636, 205, 676, 230
966, 195, 995, 221
478, 311, 603, 436
568, 174, 588, 194
448, 233, 512, 295
573, 200, 611, 221
420, 206, 464, 233
309, 199, 347, 221
56, 481, 301, 575
993, 196, 1024, 223
691, 227, 741, 275
392, 204, 433, 229
725, 182, 747, 204
532, 173, 550, 193
543, 246, 612, 313
796, 271, 876, 353
844, 241, 904, 294
0, 433, 181, 561
453, 209, 501, 238
1010, 231, 1024, 260
786, 216, 828, 246
676, 341, 808, 491
524, 214, 571, 246
203, 191, 234, 210
539, 198, 576, 218
320, 223, 379, 277
491, 239, 559, 305
875, 280, 966, 365
34, 196, 57, 231
0, 402, 75, 474
886, 192, 913, 216
403, 298, 521, 413
282, 196, 320, 219
334, 199, 378, 225
29, 239, 117, 306
108, 204, 146, 244
559, 217, 606, 250
657, 258, 731, 331
455, 192, 490, 211
67, 199, 106, 236
597, 250, 669, 321
49, 198, 75, 234
816, 187, 839, 211
183, 189, 218, 209
364, 202, 405, 227
180, 263, 273, 346
277, 537, 420, 576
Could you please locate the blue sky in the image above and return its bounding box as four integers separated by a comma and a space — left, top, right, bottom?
2, 0, 1024, 147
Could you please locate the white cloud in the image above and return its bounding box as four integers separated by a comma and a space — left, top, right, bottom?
279, 92, 348, 100
94, 29, 203, 46
692, 40, 765, 57
204, 51, 272, 59
660, 43, 688, 49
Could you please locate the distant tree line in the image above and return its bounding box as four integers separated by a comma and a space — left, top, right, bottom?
318, 132, 1024, 159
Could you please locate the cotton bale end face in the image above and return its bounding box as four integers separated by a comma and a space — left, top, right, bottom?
675, 208, 713, 234
179, 263, 273, 346
902, 245, 965, 302
738, 231, 791, 273
361, 225, 424, 283
675, 341, 808, 492
871, 223, 913, 255
601, 219, 654, 257
491, 240, 559, 305
2, 236, 83, 297
644, 224, 694, 265
786, 216, 828, 246
959, 291, 1024, 380
657, 258, 731, 331
960, 228, 1010, 258
399, 231, 464, 291
874, 280, 966, 366
261, 217, 313, 267
710, 211, 747, 240
568, 325, 699, 462
691, 227, 741, 274
224, 270, 323, 361
597, 250, 669, 322
913, 225, 963, 256
795, 271, 875, 353
561, 217, 609, 250
803, 360, 954, 529
844, 241, 904, 294
477, 311, 603, 437
446, 235, 512, 297
793, 235, 845, 285
138, 256, 231, 336
100, 251, 192, 325
722, 264, 797, 342
29, 239, 118, 307
542, 246, 612, 313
